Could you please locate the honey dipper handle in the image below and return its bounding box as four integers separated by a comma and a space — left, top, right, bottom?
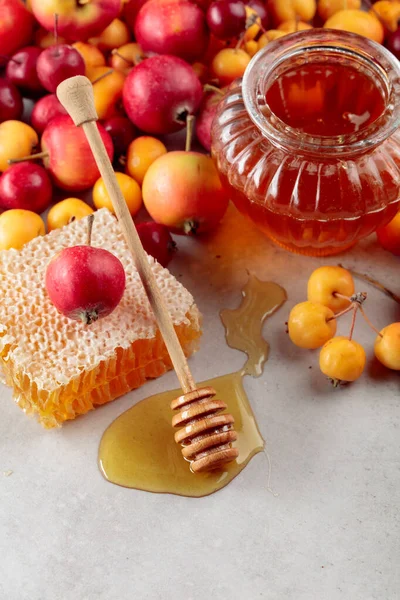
57, 76, 196, 394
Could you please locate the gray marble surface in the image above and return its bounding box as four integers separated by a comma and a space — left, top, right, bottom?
1, 205, 399, 600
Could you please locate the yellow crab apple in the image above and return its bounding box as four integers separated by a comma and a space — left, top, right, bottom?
73, 42, 106, 75
258, 30, 286, 48
318, 0, 361, 21
109, 42, 144, 75
88, 67, 126, 120
0, 121, 38, 172
370, 1, 400, 33
324, 9, 384, 43
267, 0, 316, 25
89, 18, 131, 50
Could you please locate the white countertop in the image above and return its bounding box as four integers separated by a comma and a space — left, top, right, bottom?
1, 204, 399, 600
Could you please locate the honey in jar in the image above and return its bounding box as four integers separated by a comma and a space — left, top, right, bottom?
211, 30, 400, 256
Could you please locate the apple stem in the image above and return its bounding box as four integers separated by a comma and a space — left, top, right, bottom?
8, 151, 49, 166
347, 304, 359, 341
203, 84, 224, 96
185, 115, 195, 152
338, 263, 400, 304
91, 69, 114, 85
54, 14, 59, 48
87, 214, 94, 246
111, 49, 132, 65
235, 31, 245, 50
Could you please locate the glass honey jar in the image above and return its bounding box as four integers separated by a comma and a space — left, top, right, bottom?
211, 30, 400, 256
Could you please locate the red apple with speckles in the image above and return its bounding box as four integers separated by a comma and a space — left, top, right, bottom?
122, 0, 149, 29
0, 0, 35, 55
5, 46, 43, 96
134, 0, 209, 63
41, 115, 114, 191
195, 89, 223, 151
0, 162, 53, 213
36, 45, 86, 93
45, 244, 126, 325
0, 78, 23, 123
103, 116, 136, 157
136, 222, 177, 267
30, 94, 67, 135
122, 55, 203, 134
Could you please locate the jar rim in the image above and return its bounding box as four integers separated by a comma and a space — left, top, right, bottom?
242, 29, 400, 156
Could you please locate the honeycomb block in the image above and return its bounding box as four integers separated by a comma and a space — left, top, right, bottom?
0, 209, 201, 428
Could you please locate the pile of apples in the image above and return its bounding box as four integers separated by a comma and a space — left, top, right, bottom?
1, 0, 400, 262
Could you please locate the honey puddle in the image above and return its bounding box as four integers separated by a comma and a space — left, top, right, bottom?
98, 275, 286, 497
99, 372, 264, 497
220, 276, 287, 377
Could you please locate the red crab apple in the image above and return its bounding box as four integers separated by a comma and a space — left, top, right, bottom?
30, 94, 67, 135
206, 0, 246, 40
134, 0, 209, 63
122, 0, 149, 30
123, 55, 203, 134
142, 150, 229, 234
30, 0, 121, 42
36, 45, 86, 93
0, 0, 35, 56
195, 88, 224, 151
103, 116, 136, 157
5, 46, 43, 96
136, 222, 177, 267
45, 219, 126, 325
31, 115, 113, 191
0, 78, 23, 123
0, 162, 53, 213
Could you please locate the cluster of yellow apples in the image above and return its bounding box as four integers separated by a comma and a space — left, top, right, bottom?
288, 266, 400, 386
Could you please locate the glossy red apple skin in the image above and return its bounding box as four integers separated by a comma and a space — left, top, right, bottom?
135, 0, 209, 63
30, 94, 68, 135
136, 222, 177, 267
5, 46, 44, 96
41, 115, 114, 191
0, 162, 53, 213
195, 90, 223, 152
30, 0, 122, 42
36, 45, 86, 93
103, 116, 137, 157
0, 0, 35, 55
123, 55, 203, 134
0, 78, 23, 123
45, 245, 126, 325
123, 0, 149, 30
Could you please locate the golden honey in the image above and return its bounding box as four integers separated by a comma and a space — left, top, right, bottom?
220, 275, 287, 377
98, 372, 264, 497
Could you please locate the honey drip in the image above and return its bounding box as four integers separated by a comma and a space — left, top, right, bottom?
98, 372, 264, 497
220, 276, 287, 377
98, 275, 286, 497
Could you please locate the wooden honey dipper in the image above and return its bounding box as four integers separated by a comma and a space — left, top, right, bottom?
56, 76, 239, 473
